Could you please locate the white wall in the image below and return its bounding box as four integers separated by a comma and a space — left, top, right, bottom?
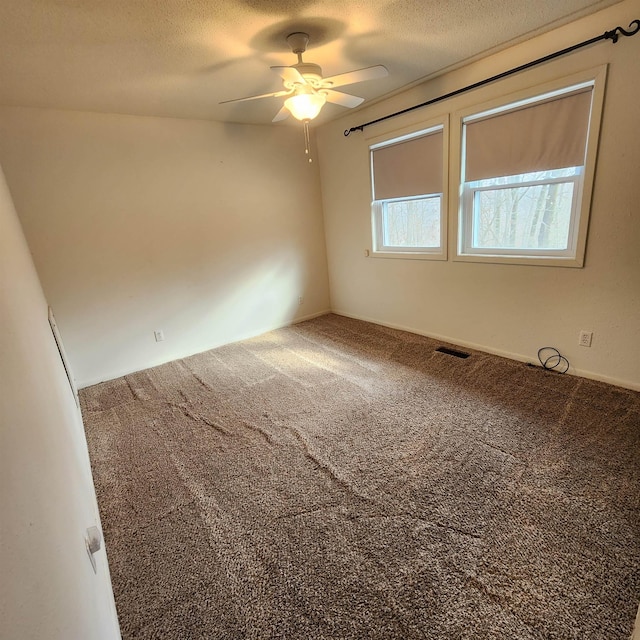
0, 109, 330, 387
0, 165, 121, 639
316, 0, 640, 390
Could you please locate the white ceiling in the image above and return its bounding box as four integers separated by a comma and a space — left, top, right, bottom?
0, 0, 623, 126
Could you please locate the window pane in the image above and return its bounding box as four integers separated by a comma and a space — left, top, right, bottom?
382, 197, 441, 248
471, 166, 580, 187
472, 181, 575, 250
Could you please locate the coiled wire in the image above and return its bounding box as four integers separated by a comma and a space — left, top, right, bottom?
537, 347, 569, 374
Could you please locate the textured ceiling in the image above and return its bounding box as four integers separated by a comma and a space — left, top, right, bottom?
0, 0, 624, 125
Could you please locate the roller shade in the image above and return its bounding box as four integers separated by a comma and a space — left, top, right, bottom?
464, 88, 592, 182
372, 129, 443, 200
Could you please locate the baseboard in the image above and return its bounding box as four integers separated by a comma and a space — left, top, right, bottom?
331, 309, 640, 393
632, 603, 640, 640
77, 308, 332, 389
293, 309, 332, 324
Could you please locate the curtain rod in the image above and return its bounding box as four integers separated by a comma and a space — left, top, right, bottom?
343, 19, 640, 137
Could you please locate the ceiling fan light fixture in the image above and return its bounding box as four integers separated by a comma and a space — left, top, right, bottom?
285, 91, 326, 121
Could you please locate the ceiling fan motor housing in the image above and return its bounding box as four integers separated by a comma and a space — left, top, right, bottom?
293, 62, 323, 85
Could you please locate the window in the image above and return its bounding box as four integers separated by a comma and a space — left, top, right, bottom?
455, 69, 606, 266
370, 122, 447, 259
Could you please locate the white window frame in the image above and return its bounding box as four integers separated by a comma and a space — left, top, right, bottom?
451, 66, 607, 268
461, 169, 584, 257
372, 193, 444, 254
368, 117, 449, 260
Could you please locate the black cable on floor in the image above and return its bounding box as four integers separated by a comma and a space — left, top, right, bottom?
537, 347, 570, 374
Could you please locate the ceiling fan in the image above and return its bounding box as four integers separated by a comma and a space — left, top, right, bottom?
220, 32, 388, 124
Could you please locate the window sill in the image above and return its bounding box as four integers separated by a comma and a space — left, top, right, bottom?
370, 249, 447, 261
453, 252, 584, 268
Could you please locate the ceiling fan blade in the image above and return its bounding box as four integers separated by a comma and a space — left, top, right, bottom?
322, 65, 388, 88
322, 89, 365, 108
272, 106, 290, 122
220, 89, 290, 105
271, 66, 306, 85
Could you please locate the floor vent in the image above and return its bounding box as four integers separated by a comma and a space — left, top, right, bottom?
436, 346, 470, 359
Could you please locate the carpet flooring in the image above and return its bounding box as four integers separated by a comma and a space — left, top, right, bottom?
81, 314, 640, 639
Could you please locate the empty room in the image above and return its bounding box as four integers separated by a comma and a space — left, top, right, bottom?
1, 0, 639, 638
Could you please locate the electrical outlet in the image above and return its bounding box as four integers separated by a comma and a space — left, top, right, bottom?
298, 295, 303, 306
578, 330, 593, 347
154, 330, 165, 342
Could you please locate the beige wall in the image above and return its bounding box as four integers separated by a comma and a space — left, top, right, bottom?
317, 0, 640, 390
0, 5, 637, 394
0, 109, 330, 387
0, 165, 120, 639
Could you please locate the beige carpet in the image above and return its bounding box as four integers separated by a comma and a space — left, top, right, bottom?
81, 314, 640, 639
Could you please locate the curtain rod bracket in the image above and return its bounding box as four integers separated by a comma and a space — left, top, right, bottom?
344, 19, 639, 138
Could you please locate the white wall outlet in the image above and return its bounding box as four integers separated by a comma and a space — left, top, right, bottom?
298, 295, 304, 306
154, 330, 165, 342
578, 330, 593, 347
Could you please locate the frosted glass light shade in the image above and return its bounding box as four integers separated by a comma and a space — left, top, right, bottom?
285, 92, 326, 121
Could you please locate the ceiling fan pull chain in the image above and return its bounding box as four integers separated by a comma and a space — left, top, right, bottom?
304, 120, 313, 163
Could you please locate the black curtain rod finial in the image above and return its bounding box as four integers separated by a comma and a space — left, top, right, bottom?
344, 18, 639, 138
344, 126, 362, 137
604, 19, 640, 43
